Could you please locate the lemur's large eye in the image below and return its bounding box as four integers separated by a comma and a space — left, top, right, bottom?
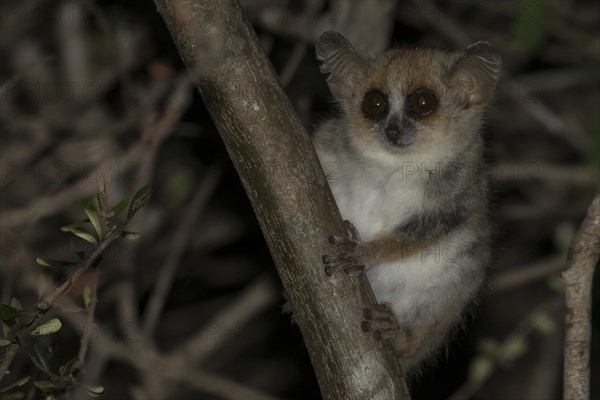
407, 88, 438, 117
362, 89, 388, 119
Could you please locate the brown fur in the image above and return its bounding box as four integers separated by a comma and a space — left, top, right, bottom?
315, 31, 501, 374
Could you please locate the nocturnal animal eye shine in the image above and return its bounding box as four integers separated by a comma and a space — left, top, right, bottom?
313, 31, 502, 374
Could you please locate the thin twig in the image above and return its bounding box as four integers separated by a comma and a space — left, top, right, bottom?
0, 75, 190, 233
563, 189, 600, 400
0, 344, 19, 384
490, 163, 599, 187
135, 75, 193, 186
55, 303, 283, 400
171, 276, 277, 364
40, 221, 128, 309
408, 0, 471, 46
279, 41, 307, 88
1, 227, 120, 385
77, 271, 99, 364
114, 281, 142, 340
490, 254, 565, 292
0, 150, 139, 232
121, 345, 284, 400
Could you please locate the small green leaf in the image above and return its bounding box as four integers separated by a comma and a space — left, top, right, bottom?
60, 219, 89, 232
0, 305, 23, 323
132, 185, 152, 203
82, 197, 101, 216
98, 180, 108, 202
83, 286, 92, 309
9, 298, 22, 311
107, 198, 128, 217
0, 376, 31, 392
0, 338, 12, 346
92, 196, 101, 213
59, 357, 80, 377
84, 208, 103, 241
34, 343, 52, 371
121, 231, 141, 240
33, 380, 62, 390
468, 356, 494, 385
30, 318, 62, 336
37, 274, 47, 299
57, 304, 85, 313
61, 226, 98, 245
530, 312, 556, 335
78, 383, 104, 396
500, 340, 527, 363
128, 185, 152, 218
35, 258, 77, 268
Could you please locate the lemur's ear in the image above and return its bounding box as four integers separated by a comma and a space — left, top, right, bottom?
444, 41, 502, 107
316, 31, 369, 100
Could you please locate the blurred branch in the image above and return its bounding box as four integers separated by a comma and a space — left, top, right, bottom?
2, 173, 91, 235
113, 342, 284, 400
563, 189, 600, 400
0, 75, 191, 233
142, 164, 223, 336
56, 299, 280, 400
408, 0, 471, 46
153, 0, 409, 399
511, 67, 600, 93
171, 276, 277, 364
279, 41, 307, 88
135, 75, 193, 186
490, 163, 599, 187
242, 0, 397, 54
490, 254, 565, 292
136, 276, 278, 399
499, 201, 589, 221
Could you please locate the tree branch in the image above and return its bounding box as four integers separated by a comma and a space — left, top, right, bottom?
153, 1, 409, 399
563, 188, 600, 400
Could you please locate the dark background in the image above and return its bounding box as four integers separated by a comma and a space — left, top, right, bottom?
0, 1, 598, 399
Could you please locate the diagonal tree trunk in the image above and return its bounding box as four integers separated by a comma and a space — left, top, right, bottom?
153, 0, 410, 399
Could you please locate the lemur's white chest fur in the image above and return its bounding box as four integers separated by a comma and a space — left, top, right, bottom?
316, 145, 467, 322
328, 160, 424, 241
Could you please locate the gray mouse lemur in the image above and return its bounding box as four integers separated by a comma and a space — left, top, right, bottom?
313, 31, 501, 373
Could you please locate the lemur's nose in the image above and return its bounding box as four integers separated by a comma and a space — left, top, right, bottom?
384, 122, 401, 144
384, 118, 415, 148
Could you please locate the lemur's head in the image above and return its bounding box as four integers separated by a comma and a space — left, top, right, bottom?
316, 31, 502, 165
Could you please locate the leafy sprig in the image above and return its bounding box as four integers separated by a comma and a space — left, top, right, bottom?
0, 184, 151, 398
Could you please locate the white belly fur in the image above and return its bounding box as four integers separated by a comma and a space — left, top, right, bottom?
365, 230, 478, 322
328, 165, 425, 241
321, 149, 474, 323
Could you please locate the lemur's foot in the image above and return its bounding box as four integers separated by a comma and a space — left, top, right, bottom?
322, 220, 366, 276
361, 303, 400, 341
